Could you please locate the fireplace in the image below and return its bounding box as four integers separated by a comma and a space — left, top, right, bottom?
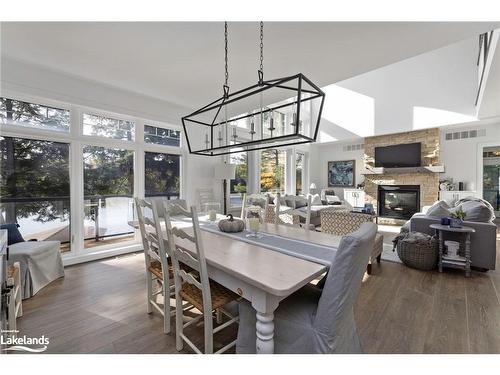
378, 185, 420, 220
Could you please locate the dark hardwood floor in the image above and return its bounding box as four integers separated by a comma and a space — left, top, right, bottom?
13, 224, 500, 354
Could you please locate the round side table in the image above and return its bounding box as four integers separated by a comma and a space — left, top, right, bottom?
430, 223, 475, 277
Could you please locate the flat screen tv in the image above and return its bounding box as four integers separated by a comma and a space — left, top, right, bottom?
375, 142, 421, 168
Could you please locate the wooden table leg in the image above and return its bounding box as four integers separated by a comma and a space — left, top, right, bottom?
252, 295, 279, 354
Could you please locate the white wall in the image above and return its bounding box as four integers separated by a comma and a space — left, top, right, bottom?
309, 142, 365, 198
440, 122, 500, 192
317, 37, 480, 143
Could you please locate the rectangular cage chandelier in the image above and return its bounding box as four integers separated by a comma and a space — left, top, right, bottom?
182, 73, 325, 156
181, 22, 325, 156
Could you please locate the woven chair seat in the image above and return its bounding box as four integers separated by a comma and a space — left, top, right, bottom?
180, 281, 239, 312
148, 260, 174, 280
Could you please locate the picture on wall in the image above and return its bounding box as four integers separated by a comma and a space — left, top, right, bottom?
328, 160, 355, 187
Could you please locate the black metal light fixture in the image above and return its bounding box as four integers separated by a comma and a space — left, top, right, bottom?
182, 22, 326, 156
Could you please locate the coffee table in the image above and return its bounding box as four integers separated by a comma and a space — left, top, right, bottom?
430, 224, 475, 277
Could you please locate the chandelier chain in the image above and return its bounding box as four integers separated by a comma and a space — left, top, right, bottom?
224, 21, 229, 88
259, 21, 264, 74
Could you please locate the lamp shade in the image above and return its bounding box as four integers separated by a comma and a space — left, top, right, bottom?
309, 182, 317, 190
214, 163, 236, 180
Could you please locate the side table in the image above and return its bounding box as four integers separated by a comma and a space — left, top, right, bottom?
430, 224, 475, 277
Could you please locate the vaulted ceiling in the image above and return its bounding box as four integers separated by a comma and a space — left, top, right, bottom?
2, 22, 499, 111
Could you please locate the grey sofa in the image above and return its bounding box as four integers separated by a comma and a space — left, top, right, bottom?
409, 199, 497, 270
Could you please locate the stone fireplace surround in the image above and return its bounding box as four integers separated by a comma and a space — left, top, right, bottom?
363, 128, 441, 223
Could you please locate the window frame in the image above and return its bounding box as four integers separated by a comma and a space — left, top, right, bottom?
0, 90, 185, 265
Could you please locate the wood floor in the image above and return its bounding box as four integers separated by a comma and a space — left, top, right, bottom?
14, 224, 500, 354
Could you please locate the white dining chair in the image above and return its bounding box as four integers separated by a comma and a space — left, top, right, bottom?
275, 193, 313, 231
164, 203, 239, 354
236, 222, 377, 353
135, 197, 175, 334
240, 193, 269, 219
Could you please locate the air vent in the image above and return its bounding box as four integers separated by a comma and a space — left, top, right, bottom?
444, 128, 486, 141
342, 143, 364, 152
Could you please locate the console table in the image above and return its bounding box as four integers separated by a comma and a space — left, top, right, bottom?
430, 224, 475, 277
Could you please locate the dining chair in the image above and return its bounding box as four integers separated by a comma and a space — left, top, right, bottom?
240, 193, 269, 220
164, 203, 239, 354
135, 197, 175, 334
236, 222, 377, 353
275, 193, 313, 231
196, 188, 217, 212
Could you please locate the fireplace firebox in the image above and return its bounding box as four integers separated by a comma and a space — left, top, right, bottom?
378, 185, 420, 220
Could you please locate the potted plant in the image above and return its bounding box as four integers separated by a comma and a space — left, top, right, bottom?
450, 208, 466, 228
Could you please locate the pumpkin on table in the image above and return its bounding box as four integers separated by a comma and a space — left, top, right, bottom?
218, 214, 245, 233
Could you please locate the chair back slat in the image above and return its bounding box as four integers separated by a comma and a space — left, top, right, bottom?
164, 203, 214, 315
173, 246, 200, 272
177, 269, 203, 289
135, 196, 170, 281
172, 227, 196, 243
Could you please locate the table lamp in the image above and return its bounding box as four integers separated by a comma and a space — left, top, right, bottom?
214, 162, 236, 215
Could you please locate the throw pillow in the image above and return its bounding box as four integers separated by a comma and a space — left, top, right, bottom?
326, 195, 341, 204
453, 200, 494, 222
294, 196, 308, 208
0, 223, 25, 245
426, 201, 451, 219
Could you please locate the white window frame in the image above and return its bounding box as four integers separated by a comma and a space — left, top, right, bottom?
0, 89, 185, 265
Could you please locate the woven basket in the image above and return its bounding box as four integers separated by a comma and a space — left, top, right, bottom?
397, 232, 438, 271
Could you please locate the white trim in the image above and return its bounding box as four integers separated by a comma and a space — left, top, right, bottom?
476, 140, 500, 202
62, 243, 143, 266
1, 91, 185, 265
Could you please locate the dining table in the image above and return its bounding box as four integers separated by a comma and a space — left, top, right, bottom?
130, 214, 342, 354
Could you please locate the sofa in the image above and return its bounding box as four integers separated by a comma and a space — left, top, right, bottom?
408, 198, 497, 270
268, 193, 348, 227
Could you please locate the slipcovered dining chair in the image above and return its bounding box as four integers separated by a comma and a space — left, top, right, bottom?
165, 203, 239, 354
236, 222, 377, 353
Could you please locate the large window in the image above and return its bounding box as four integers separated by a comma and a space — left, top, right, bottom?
83, 113, 135, 141
144, 125, 181, 147
145, 152, 181, 198
0, 137, 71, 251
229, 152, 248, 206
296, 152, 304, 195
83, 146, 134, 248
260, 149, 286, 194
0, 97, 70, 132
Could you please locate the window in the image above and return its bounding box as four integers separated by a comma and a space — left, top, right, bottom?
83, 113, 135, 141
145, 152, 181, 198
296, 152, 304, 195
260, 149, 286, 194
83, 146, 134, 248
0, 97, 70, 132
229, 152, 248, 206
144, 125, 181, 147
0, 137, 71, 252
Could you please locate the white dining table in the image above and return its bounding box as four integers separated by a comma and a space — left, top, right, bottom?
131, 215, 341, 353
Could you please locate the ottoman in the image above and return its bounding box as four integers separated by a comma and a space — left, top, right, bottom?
8, 240, 65, 299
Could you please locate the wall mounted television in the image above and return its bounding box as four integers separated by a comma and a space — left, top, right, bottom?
374, 142, 421, 168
